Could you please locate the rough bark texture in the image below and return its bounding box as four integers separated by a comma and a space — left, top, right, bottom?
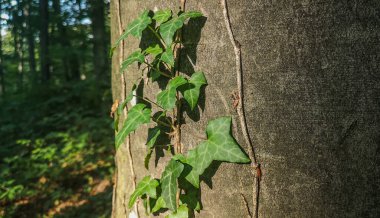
111, 1, 380, 217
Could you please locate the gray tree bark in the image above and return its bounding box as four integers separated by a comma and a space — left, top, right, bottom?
111, 1, 380, 217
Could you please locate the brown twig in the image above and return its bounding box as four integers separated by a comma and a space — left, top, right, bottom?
221, 0, 261, 217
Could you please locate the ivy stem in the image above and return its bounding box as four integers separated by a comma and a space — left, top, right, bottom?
148, 25, 166, 49
132, 94, 165, 110
152, 117, 173, 128
144, 61, 172, 78
174, 0, 187, 210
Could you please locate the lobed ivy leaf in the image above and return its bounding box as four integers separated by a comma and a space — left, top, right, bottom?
159, 11, 203, 46
153, 9, 172, 24
157, 76, 187, 110
179, 11, 203, 19
152, 196, 167, 213
166, 205, 189, 218
115, 104, 151, 149
180, 186, 201, 211
114, 10, 152, 48
161, 159, 184, 211
161, 49, 175, 67
145, 44, 163, 58
120, 50, 145, 72
159, 17, 185, 46
128, 176, 159, 208
185, 117, 251, 187
181, 72, 207, 110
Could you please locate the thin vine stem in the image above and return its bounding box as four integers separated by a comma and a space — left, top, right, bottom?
144, 61, 172, 78
148, 25, 167, 49
133, 94, 165, 110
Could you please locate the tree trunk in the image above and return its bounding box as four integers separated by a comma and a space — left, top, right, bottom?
89, 0, 108, 79
111, 1, 380, 217
0, 1, 4, 96
39, 0, 50, 82
25, 0, 37, 85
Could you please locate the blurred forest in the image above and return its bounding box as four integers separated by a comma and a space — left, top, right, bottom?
0, 0, 114, 217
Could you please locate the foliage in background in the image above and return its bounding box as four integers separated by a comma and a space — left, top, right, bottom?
0, 81, 114, 217
0, 0, 113, 217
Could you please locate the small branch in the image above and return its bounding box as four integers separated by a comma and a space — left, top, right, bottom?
133, 94, 165, 110
152, 117, 173, 128
144, 61, 172, 78
221, 0, 260, 217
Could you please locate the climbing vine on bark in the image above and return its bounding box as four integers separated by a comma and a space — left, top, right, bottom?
111, 9, 251, 217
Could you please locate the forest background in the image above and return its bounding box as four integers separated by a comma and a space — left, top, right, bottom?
0, 0, 113, 217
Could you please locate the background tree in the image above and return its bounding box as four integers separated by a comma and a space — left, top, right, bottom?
39, 0, 50, 82
111, 0, 380, 217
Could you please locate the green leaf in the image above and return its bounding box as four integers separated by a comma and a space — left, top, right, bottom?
159, 17, 185, 45
161, 159, 184, 211
145, 44, 163, 58
153, 9, 172, 24
179, 11, 203, 19
161, 49, 175, 67
151, 196, 167, 213
144, 148, 153, 170
128, 176, 159, 208
185, 117, 250, 187
157, 76, 188, 110
180, 188, 201, 211
117, 84, 137, 116
181, 72, 207, 110
114, 10, 152, 47
146, 127, 161, 148
120, 50, 145, 72
166, 205, 189, 218
115, 104, 151, 149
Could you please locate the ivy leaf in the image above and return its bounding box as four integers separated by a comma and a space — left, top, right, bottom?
159, 17, 185, 46
145, 44, 163, 58
115, 104, 151, 149
114, 10, 152, 48
161, 49, 175, 67
157, 76, 188, 110
144, 148, 153, 170
185, 117, 250, 187
179, 11, 203, 19
128, 176, 159, 208
152, 196, 167, 213
180, 187, 201, 211
161, 159, 184, 211
120, 50, 145, 72
153, 9, 172, 24
146, 127, 161, 148
166, 205, 189, 218
181, 72, 207, 110
115, 84, 136, 132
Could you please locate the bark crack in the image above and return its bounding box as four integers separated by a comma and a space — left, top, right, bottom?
221, 0, 261, 217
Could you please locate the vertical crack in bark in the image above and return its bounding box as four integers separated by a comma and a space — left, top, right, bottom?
221, 0, 261, 217
114, 0, 138, 217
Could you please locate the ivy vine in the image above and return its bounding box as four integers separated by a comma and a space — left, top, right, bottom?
111, 8, 251, 217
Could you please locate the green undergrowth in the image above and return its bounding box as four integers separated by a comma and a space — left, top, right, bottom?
0, 81, 114, 218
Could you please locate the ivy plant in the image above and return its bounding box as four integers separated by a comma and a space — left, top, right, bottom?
112, 9, 250, 217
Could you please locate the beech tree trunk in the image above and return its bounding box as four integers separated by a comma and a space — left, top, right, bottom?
111, 1, 380, 217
